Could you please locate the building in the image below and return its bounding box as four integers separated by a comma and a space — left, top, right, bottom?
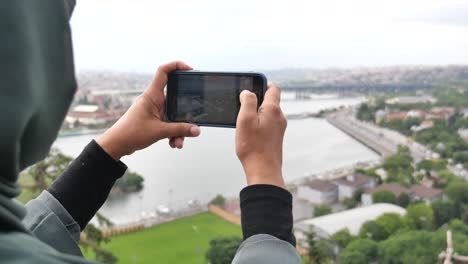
65, 104, 120, 127
429, 107, 456, 120
375, 168, 388, 181
362, 183, 442, 206
458, 129, 468, 142
411, 120, 434, 132
334, 174, 376, 200
295, 203, 406, 245
361, 184, 408, 206
297, 180, 338, 205
385, 96, 436, 105
386, 112, 408, 121
462, 108, 468, 118
409, 185, 443, 204
407, 110, 427, 119
375, 109, 387, 124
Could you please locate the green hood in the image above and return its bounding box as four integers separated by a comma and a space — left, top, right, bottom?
0, 0, 77, 231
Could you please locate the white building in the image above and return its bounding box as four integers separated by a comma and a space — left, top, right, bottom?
297, 180, 338, 205
333, 174, 376, 200
458, 129, 468, 142
65, 104, 106, 126
295, 203, 406, 246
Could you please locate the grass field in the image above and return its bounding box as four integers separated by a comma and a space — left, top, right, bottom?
85, 212, 242, 264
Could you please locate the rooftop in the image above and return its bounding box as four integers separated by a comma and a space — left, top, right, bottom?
364, 183, 409, 197
72, 104, 100, 113
365, 183, 442, 199
409, 185, 442, 199
386, 112, 408, 121
296, 203, 406, 236
334, 173, 373, 187
303, 180, 337, 192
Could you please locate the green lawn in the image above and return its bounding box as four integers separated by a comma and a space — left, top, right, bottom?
86, 212, 241, 264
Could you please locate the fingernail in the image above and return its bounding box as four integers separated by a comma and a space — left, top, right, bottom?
190, 126, 200, 136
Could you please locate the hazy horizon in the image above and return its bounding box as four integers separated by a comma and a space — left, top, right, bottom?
71, 0, 468, 72
76, 64, 468, 75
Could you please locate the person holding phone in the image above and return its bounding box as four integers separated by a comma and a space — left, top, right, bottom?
0, 1, 300, 263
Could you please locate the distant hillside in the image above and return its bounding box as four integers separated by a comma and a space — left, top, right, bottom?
76, 65, 468, 93
265, 65, 468, 93
76, 71, 153, 91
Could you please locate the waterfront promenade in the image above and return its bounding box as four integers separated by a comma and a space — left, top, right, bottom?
326, 109, 430, 162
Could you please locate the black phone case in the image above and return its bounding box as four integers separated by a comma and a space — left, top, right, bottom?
165, 70, 267, 128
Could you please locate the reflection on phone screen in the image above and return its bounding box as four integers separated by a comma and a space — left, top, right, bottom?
175, 75, 253, 125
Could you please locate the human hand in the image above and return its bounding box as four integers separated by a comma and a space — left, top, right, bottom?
235, 84, 287, 188
97, 61, 201, 160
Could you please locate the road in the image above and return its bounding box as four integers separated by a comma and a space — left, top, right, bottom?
326, 110, 431, 162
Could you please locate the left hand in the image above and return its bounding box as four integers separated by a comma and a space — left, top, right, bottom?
97, 61, 201, 160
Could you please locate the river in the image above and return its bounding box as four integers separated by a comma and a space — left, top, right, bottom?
53, 95, 379, 223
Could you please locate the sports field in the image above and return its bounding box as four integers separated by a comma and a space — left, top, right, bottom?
87, 212, 242, 263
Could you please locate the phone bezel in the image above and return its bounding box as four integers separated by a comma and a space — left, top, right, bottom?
166, 70, 267, 128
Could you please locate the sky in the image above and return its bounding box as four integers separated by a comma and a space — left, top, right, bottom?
70, 0, 468, 72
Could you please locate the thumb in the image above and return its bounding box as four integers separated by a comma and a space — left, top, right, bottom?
237, 90, 258, 126
161, 123, 201, 138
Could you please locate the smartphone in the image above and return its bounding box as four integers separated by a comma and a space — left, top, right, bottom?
166, 70, 267, 128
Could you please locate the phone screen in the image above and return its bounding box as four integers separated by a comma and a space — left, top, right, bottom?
167, 72, 265, 127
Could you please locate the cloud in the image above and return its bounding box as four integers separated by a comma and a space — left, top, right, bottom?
70, 0, 468, 71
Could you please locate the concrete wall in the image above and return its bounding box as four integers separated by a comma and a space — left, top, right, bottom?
338, 180, 376, 200
208, 205, 241, 225
297, 186, 337, 204
338, 185, 354, 199
361, 193, 373, 206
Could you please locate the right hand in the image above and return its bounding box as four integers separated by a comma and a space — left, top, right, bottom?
235, 84, 287, 188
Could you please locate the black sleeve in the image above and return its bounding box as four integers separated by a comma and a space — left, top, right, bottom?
47, 140, 127, 230
240, 184, 296, 247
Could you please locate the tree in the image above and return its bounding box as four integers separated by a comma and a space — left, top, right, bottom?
397, 193, 410, 207
339, 239, 377, 264
206, 237, 242, 264
20, 148, 72, 196
18, 148, 118, 263
338, 251, 367, 264
331, 229, 354, 249
382, 146, 414, 185
417, 159, 447, 172
380, 118, 423, 136
440, 170, 460, 183
445, 181, 468, 204
113, 170, 144, 192
405, 203, 434, 230
359, 221, 388, 241
378, 231, 445, 264
306, 232, 329, 264
343, 198, 358, 209
210, 194, 226, 207
81, 223, 118, 264
372, 190, 397, 204
432, 200, 456, 228
314, 205, 332, 217
356, 103, 375, 122
376, 213, 404, 235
